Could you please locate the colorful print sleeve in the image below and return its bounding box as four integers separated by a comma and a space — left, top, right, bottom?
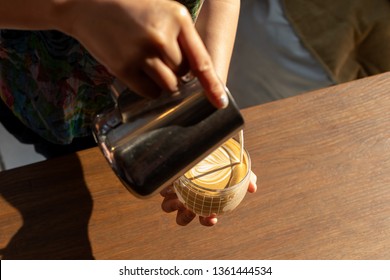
0, 0, 202, 144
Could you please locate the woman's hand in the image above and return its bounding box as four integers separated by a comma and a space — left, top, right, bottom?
160, 171, 258, 226
57, 0, 228, 108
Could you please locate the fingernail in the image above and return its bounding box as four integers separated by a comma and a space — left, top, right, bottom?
161, 186, 175, 196
165, 187, 175, 194
210, 217, 218, 225
219, 92, 229, 109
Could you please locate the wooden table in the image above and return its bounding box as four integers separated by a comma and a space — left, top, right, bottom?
1, 73, 390, 260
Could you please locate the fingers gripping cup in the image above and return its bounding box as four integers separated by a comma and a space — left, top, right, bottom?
174, 134, 251, 217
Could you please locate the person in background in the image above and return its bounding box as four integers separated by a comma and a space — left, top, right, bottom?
0, 0, 257, 226
228, 0, 390, 108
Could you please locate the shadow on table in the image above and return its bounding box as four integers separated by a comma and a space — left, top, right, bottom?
0, 153, 95, 259
0, 98, 97, 163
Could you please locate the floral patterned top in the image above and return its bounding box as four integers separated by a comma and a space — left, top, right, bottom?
0, 0, 202, 144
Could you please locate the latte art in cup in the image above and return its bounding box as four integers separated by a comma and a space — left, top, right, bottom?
184, 138, 248, 190
174, 137, 251, 217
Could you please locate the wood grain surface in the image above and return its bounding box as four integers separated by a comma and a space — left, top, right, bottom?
1, 73, 390, 260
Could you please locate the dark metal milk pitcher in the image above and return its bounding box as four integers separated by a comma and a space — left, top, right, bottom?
92, 78, 244, 198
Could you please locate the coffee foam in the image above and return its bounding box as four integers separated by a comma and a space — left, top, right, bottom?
184, 138, 248, 189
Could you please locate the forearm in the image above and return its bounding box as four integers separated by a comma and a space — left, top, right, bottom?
0, 0, 240, 84
0, 0, 230, 107
195, 0, 240, 83
0, 0, 70, 31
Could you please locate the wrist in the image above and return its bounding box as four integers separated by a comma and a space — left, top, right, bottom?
51, 0, 85, 35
